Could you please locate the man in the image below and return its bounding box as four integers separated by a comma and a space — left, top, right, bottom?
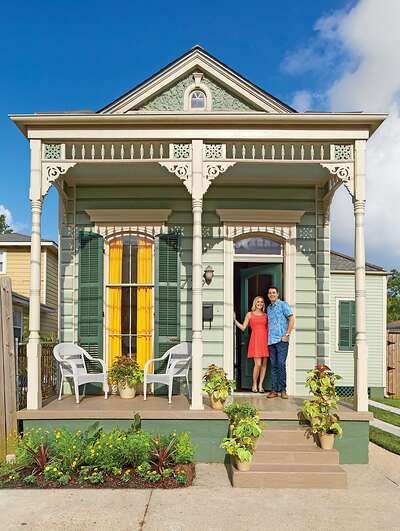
266, 287, 295, 399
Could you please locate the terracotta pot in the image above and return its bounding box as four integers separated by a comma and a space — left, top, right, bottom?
234, 456, 252, 472
209, 394, 225, 410
319, 432, 335, 450
118, 383, 136, 399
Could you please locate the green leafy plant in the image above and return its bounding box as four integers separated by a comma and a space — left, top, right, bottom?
23, 474, 36, 485
224, 402, 258, 426
174, 470, 187, 484
120, 430, 152, 468
172, 432, 195, 464
202, 364, 235, 401
221, 438, 254, 463
301, 364, 343, 438
121, 469, 131, 482
136, 462, 152, 478
232, 416, 263, 439
109, 356, 144, 388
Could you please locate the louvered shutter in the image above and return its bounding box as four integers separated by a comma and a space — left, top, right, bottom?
154, 234, 180, 360
78, 232, 104, 365
338, 300, 356, 351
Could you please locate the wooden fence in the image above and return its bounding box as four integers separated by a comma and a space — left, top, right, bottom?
387, 330, 400, 397
0, 276, 16, 460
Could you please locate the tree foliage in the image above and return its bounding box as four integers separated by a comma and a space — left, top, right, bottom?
388, 269, 400, 323
0, 214, 12, 234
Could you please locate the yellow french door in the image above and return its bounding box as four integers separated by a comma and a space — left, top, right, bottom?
107, 235, 153, 369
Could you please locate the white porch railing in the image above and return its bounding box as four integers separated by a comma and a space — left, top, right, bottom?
41, 141, 354, 163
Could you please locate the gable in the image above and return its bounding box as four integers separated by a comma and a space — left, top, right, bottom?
100, 46, 294, 114
137, 71, 257, 112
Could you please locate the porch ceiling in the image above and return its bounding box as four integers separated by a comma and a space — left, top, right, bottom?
64, 162, 181, 186
214, 162, 329, 187
64, 161, 329, 188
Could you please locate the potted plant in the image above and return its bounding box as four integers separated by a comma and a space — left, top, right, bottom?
109, 356, 144, 399
202, 364, 235, 410
232, 416, 263, 442
221, 437, 254, 472
224, 401, 258, 433
300, 364, 343, 450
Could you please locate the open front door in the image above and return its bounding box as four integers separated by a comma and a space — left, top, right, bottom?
235, 263, 282, 390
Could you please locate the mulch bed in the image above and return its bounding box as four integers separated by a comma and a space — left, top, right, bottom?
1, 464, 195, 489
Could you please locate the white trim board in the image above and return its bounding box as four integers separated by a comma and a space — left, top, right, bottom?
217, 209, 305, 225
85, 209, 172, 225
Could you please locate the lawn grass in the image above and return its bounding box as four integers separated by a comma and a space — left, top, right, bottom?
370, 397, 400, 409
369, 426, 400, 456
369, 405, 400, 427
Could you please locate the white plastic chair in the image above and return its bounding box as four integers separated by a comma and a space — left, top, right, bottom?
53, 343, 109, 404
143, 342, 192, 404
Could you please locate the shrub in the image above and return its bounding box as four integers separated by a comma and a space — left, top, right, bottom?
150, 435, 176, 474
173, 432, 195, 464
120, 430, 152, 468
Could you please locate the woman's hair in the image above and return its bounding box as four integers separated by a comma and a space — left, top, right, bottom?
251, 296, 265, 311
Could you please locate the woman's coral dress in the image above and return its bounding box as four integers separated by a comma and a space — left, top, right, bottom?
247, 312, 269, 358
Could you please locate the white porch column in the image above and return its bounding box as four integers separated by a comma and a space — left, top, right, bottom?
27, 139, 43, 409
190, 139, 204, 409
353, 140, 368, 412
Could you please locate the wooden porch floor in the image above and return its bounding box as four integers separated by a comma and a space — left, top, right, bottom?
17, 393, 371, 421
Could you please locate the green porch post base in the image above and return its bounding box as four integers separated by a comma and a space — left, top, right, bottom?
22, 419, 229, 463
369, 387, 385, 399
335, 421, 369, 464
21, 418, 370, 464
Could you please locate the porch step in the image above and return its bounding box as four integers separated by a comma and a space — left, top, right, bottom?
229, 424, 347, 488
252, 445, 339, 465
231, 463, 347, 489
257, 425, 313, 445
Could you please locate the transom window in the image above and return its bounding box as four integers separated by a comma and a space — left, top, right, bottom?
107, 235, 153, 367
190, 90, 206, 110
234, 237, 282, 255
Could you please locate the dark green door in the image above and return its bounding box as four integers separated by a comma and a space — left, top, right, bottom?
239, 264, 282, 389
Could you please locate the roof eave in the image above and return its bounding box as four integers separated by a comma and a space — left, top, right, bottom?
9, 112, 388, 138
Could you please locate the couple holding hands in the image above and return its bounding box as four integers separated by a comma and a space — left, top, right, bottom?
235, 287, 294, 398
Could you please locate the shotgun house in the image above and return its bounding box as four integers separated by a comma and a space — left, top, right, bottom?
10, 47, 386, 466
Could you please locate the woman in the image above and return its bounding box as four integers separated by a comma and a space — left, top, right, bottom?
235, 296, 269, 393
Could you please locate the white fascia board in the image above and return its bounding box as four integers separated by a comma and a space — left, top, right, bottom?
0, 241, 58, 249
217, 209, 305, 224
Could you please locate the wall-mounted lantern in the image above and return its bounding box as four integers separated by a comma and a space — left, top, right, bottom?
203, 265, 214, 285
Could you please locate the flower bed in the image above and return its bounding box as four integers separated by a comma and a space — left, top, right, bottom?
0, 419, 195, 489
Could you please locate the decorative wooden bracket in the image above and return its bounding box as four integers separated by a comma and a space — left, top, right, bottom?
203, 162, 236, 193
159, 161, 192, 194
42, 163, 77, 198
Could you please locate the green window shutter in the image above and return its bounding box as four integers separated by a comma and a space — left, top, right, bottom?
78, 232, 104, 363
155, 234, 180, 358
338, 300, 356, 351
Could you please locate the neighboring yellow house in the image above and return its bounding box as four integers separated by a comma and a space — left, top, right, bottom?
0, 233, 58, 341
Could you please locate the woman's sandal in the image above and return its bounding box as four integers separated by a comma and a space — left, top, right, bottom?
258, 388, 265, 394
251, 387, 258, 393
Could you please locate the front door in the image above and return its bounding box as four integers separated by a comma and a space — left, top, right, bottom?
235, 263, 282, 390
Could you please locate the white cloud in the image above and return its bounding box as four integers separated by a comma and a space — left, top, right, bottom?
291, 90, 313, 111
284, 0, 400, 269
0, 204, 27, 234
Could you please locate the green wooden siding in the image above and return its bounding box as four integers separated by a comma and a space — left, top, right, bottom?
78, 232, 104, 360
59, 182, 320, 394
330, 273, 386, 387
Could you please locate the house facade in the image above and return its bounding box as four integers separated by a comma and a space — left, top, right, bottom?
329, 251, 387, 398
0, 233, 58, 340
11, 47, 386, 412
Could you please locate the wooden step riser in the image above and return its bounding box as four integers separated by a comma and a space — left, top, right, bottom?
252, 451, 339, 465
231, 470, 347, 489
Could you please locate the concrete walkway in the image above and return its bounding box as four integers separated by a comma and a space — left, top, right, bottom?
0, 443, 399, 531
371, 418, 400, 436
369, 399, 400, 415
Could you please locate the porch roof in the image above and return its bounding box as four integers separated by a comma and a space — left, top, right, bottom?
10, 112, 387, 138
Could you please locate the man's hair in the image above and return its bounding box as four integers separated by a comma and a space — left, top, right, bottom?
268, 286, 280, 295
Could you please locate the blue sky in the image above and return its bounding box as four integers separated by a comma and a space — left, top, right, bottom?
3, 0, 397, 269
